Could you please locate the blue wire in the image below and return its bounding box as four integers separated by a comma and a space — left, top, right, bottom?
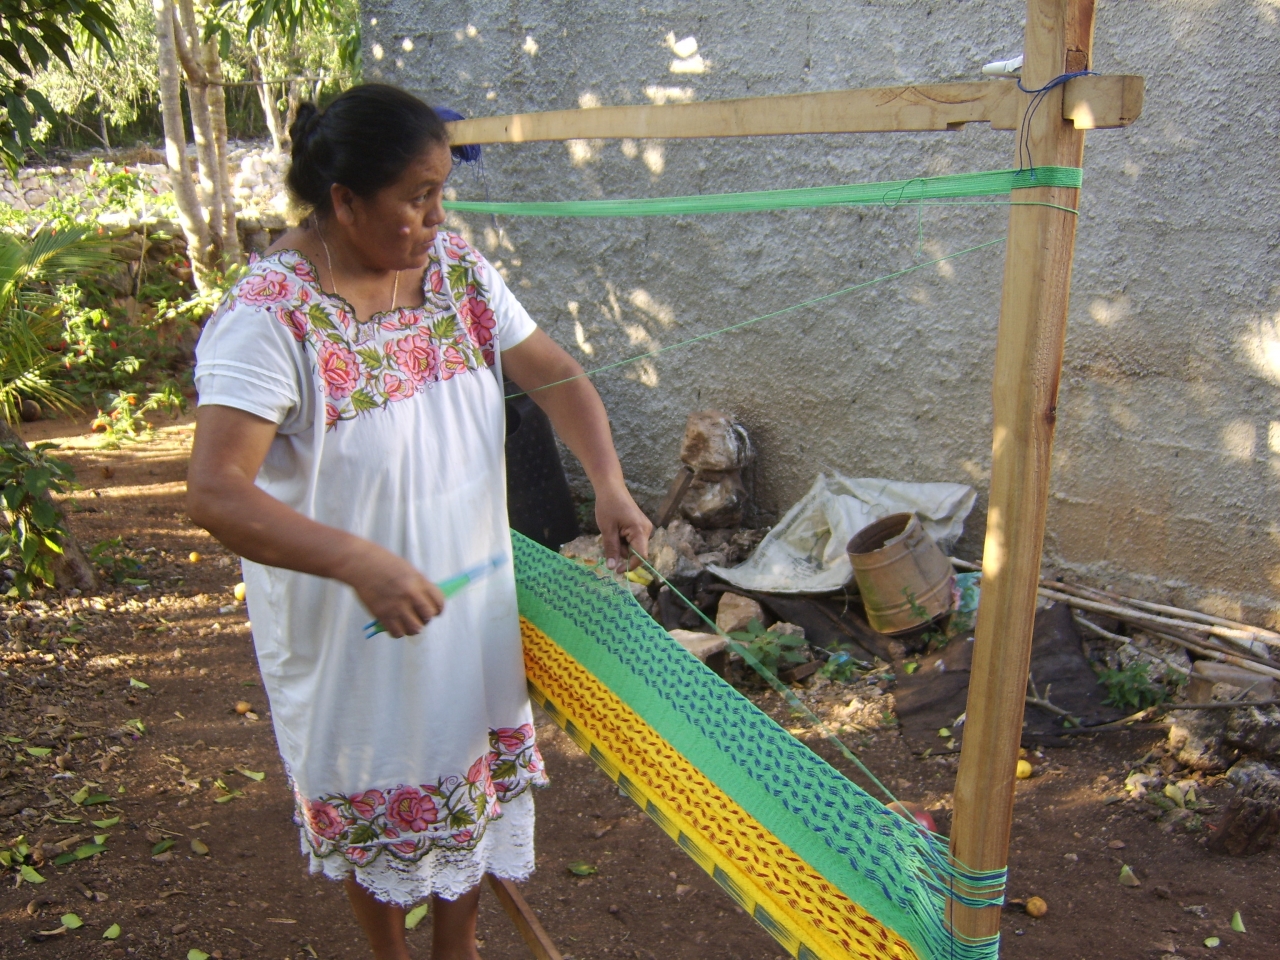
1015, 70, 1094, 173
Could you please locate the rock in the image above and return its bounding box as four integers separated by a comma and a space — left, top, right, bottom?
681, 471, 748, 529
680, 410, 753, 473
770, 622, 805, 641
1224, 704, 1280, 759
648, 519, 704, 579
1167, 710, 1230, 772
716, 593, 764, 634
1225, 759, 1280, 803
560, 534, 605, 564
19, 399, 40, 422
25, 188, 49, 206
668, 629, 727, 662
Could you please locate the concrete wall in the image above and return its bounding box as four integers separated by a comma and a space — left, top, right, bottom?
364, 0, 1280, 624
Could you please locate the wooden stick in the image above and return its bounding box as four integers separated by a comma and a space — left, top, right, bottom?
484, 874, 563, 960
1037, 586, 1280, 653
948, 0, 1094, 941
951, 555, 1280, 650
1145, 630, 1280, 683
1073, 613, 1191, 676
653, 465, 694, 528
445, 75, 1140, 145
1162, 700, 1280, 710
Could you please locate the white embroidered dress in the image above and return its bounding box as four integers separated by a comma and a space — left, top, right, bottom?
193, 232, 548, 905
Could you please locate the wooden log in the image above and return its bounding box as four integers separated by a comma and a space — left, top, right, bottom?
948, 0, 1095, 941
445, 75, 1141, 145
485, 874, 563, 960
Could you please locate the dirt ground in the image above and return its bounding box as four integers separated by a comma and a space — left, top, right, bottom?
2, 416, 1278, 960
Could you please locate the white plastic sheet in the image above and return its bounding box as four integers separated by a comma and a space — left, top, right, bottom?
707, 473, 976, 594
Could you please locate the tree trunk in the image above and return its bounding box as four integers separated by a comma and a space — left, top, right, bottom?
152, 0, 213, 289
174, 0, 222, 255
0, 420, 97, 593
251, 56, 286, 155
203, 36, 241, 263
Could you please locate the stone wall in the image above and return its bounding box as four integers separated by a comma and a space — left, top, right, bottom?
366, 1, 1280, 623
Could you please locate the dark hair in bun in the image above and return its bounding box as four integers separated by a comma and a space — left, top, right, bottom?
286, 83, 449, 217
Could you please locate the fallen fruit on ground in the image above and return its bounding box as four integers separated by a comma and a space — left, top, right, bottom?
189, 551, 201, 562
1024, 896, 1048, 918
1016, 759, 1033, 779
234, 581, 246, 601
235, 701, 252, 715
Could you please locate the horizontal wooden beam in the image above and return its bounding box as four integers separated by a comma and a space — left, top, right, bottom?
445, 75, 1142, 145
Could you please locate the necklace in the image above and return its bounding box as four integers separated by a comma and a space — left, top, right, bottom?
314, 217, 400, 314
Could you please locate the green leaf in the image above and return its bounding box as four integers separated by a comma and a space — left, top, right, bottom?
71, 785, 91, 805
213, 790, 243, 804
20, 864, 45, 883
25, 746, 51, 756
124, 718, 145, 734
237, 768, 265, 782
3, 735, 22, 743
82, 793, 111, 805
73, 843, 106, 860
128, 677, 149, 689
1204, 937, 1220, 948
90, 817, 120, 829
61, 913, 83, 929
102, 924, 121, 940
1231, 910, 1245, 933
150, 839, 174, 855
567, 860, 597, 876
54, 851, 78, 865
404, 903, 430, 929
189, 951, 211, 960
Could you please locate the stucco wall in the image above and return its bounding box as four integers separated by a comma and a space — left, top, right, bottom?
364, 0, 1280, 624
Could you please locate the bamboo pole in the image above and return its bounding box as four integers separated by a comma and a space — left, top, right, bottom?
948, 0, 1095, 941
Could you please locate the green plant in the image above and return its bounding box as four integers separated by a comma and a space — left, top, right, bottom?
90, 381, 185, 446
728, 619, 808, 676
1098, 660, 1169, 712
0, 226, 113, 421
0, 440, 76, 596
89, 535, 146, 584
819, 646, 866, 682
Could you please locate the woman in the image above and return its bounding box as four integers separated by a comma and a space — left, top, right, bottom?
186, 84, 652, 960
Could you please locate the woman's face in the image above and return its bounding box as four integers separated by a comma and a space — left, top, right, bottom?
334, 142, 453, 271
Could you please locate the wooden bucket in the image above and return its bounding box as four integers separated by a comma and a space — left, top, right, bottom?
846, 513, 954, 635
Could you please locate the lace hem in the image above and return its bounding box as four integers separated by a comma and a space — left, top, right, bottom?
306, 790, 536, 904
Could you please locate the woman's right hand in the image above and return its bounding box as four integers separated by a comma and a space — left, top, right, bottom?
337, 541, 445, 638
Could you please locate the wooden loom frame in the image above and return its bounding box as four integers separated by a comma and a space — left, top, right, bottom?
446, 0, 1142, 949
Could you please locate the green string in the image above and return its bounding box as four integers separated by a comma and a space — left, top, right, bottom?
627, 548, 906, 809
508, 236, 1007, 399
445, 165, 1081, 218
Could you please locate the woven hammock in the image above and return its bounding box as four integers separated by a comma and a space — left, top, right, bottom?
512, 532, 1003, 960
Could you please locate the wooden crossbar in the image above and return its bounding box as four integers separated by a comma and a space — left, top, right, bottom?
445, 74, 1141, 145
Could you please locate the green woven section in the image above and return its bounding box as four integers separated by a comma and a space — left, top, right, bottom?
513, 531, 1003, 960
446, 166, 1081, 217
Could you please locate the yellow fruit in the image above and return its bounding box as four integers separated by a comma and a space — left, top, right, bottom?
234, 701, 252, 715
188, 551, 201, 563
1025, 896, 1048, 918
1016, 759, 1033, 780
234, 582, 246, 602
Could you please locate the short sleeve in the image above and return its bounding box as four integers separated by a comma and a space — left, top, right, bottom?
194, 297, 310, 432
476, 254, 537, 352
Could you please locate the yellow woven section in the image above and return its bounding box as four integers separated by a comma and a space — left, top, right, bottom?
521, 618, 919, 960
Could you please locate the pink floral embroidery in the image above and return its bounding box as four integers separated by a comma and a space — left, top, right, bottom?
238, 269, 292, 305
292, 259, 318, 284
211, 239, 503, 431
382, 373, 415, 402
305, 799, 346, 840
386, 786, 440, 832
293, 726, 547, 869
349, 789, 384, 820
459, 291, 496, 348
388, 332, 440, 386
279, 307, 309, 342
316, 340, 361, 399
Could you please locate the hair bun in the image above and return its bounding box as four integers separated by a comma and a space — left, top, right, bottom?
289, 102, 322, 152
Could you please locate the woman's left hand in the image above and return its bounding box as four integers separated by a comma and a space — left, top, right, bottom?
595, 482, 653, 572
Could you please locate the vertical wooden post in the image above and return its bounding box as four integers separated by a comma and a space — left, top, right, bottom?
948, 0, 1095, 942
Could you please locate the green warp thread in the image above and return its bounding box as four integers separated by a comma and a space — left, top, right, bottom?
445, 166, 1082, 218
